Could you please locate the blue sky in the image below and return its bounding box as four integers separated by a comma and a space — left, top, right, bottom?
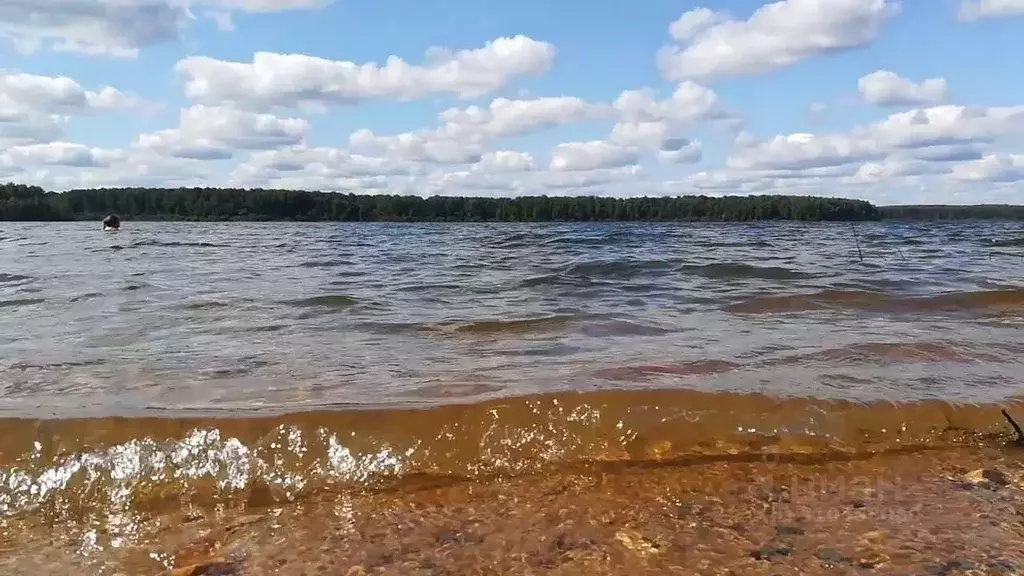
1, 0, 1023, 204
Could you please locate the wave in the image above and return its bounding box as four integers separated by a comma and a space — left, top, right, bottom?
295, 259, 355, 268
0, 273, 32, 285
423, 314, 581, 336
281, 294, 358, 308
0, 297, 44, 308
727, 288, 1024, 315
1, 389, 1021, 522
983, 237, 1024, 247
679, 262, 817, 281
130, 240, 226, 248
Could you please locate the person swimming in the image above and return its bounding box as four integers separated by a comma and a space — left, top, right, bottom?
102, 215, 120, 231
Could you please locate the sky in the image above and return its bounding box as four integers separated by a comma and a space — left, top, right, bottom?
1, 0, 1024, 205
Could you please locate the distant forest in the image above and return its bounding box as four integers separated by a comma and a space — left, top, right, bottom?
1, 182, 1022, 222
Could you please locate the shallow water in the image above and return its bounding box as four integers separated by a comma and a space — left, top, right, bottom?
2, 220, 1024, 574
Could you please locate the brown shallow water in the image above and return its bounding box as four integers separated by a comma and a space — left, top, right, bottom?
2, 391, 1024, 574
2, 221, 1024, 573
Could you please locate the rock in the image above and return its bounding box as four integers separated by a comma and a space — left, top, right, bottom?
855, 548, 890, 570
814, 548, 852, 566
843, 497, 868, 509
925, 559, 982, 575
168, 559, 240, 576
775, 524, 805, 536
614, 529, 662, 557
987, 559, 1018, 574
345, 567, 367, 576
963, 468, 1011, 488
750, 544, 793, 561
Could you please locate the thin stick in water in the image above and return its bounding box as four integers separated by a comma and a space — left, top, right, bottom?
1001, 409, 1023, 445
850, 222, 864, 262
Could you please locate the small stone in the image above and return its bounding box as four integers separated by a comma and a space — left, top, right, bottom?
345, 567, 367, 576
614, 530, 662, 557
775, 524, 805, 536
987, 559, 1018, 574
963, 468, 1011, 488
925, 559, 978, 574
750, 545, 793, 561
168, 560, 240, 576
814, 548, 852, 566
855, 550, 890, 570
843, 497, 867, 509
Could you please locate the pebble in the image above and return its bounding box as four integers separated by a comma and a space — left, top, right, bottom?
750, 544, 793, 561
614, 530, 662, 557
814, 548, 852, 566
962, 468, 1012, 489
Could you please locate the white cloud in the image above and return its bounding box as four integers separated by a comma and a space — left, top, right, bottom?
668, 8, 728, 42
134, 105, 309, 160
0, 0, 188, 58
658, 0, 899, 81
609, 121, 670, 149
608, 81, 729, 149
176, 35, 556, 110
613, 81, 724, 125
0, 0, 335, 58
958, 0, 1024, 21
1, 142, 124, 167
950, 153, 1024, 182
346, 95, 607, 165
0, 71, 141, 144
728, 105, 1024, 174
349, 128, 482, 165
659, 138, 703, 164
438, 97, 610, 142
858, 70, 947, 106
207, 0, 333, 12
1, 71, 140, 115
549, 141, 640, 172
478, 150, 536, 172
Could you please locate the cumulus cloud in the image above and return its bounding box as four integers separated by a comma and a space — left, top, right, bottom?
0, 0, 335, 58
728, 104, 1024, 174
950, 153, 1024, 182
0, 71, 141, 144
658, 0, 899, 81
438, 97, 610, 142
858, 70, 947, 106
0, 142, 124, 168
134, 105, 309, 160
176, 35, 556, 110
658, 138, 703, 164
1, 71, 140, 115
549, 141, 641, 172
958, 0, 1024, 21
346, 95, 607, 165
478, 150, 536, 172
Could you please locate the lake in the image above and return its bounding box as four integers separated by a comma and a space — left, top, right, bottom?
1, 220, 1023, 574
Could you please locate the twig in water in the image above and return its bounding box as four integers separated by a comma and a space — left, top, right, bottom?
850, 222, 864, 262
897, 247, 907, 261
1001, 409, 1024, 445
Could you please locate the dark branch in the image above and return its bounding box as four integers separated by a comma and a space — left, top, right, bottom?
1001, 409, 1023, 445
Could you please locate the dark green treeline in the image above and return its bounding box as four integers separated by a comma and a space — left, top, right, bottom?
2, 182, 1022, 222
2, 183, 878, 222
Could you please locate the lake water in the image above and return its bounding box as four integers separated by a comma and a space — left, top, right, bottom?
2, 220, 1024, 415
2, 220, 1024, 574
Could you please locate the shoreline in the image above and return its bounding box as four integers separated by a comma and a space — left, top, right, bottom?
3, 443, 1022, 575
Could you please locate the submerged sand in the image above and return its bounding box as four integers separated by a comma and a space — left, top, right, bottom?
2, 444, 1023, 575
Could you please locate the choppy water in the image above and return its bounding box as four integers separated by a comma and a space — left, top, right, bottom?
3, 221, 1024, 574
2, 221, 1023, 416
